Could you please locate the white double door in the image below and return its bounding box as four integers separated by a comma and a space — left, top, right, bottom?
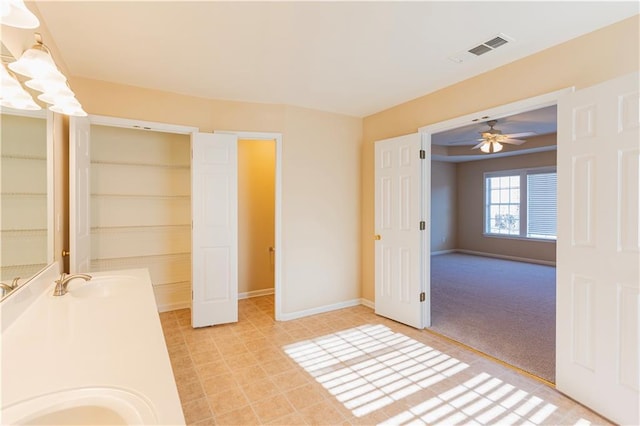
556, 72, 639, 425
373, 72, 639, 425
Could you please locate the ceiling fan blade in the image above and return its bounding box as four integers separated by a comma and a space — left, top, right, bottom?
506, 131, 536, 139
445, 138, 480, 146
472, 141, 485, 150
501, 139, 526, 145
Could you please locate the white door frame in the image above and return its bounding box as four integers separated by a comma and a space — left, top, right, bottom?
69, 114, 197, 274
417, 87, 573, 360
215, 130, 283, 321
418, 89, 573, 136
89, 115, 198, 135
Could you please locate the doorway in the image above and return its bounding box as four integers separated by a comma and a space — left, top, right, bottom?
190, 130, 283, 326
427, 105, 558, 383
238, 139, 276, 319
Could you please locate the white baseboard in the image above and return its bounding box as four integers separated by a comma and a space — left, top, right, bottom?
156, 286, 275, 312
238, 288, 274, 300
360, 298, 374, 309
455, 249, 556, 266
431, 249, 456, 256
279, 298, 362, 321
154, 281, 190, 313
157, 301, 190, 313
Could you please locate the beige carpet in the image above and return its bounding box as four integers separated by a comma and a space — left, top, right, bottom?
430, 253, 556, 383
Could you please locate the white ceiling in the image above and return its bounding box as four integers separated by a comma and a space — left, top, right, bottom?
35, 1, 638, 118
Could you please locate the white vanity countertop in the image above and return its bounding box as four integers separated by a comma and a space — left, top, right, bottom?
0, 268, 185, 425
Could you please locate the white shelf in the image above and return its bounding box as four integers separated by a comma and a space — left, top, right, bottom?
92, 160, 189, 170
90, 194, 189, 200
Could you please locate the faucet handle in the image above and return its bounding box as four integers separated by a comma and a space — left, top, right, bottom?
11, 277, 20, 288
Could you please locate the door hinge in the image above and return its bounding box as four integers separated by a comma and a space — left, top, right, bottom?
420, 292, 426, 302
419, 149, 426, 159
420, 221, 426, 230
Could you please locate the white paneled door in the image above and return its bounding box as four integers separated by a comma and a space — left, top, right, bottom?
374, 133, 427, 329
557, 72, 639, 425
69, 116, 91, 273
191, 133, 239, 328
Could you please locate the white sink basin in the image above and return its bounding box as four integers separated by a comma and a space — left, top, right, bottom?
2, 387, 158, 425
68, 276, 138, 299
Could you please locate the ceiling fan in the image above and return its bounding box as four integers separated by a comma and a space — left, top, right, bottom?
472, 120, 535, 153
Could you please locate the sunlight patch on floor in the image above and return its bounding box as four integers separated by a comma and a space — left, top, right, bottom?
281, 324, 593, 425
284, 324, 469, 417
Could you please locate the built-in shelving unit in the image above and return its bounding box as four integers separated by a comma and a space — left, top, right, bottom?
1, 113, 48, 281
89, 125, 191, 311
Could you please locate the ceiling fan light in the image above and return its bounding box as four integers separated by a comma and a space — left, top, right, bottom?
493, 142, 503, 153
0, 0, 40, 29
480, 142, 490, 153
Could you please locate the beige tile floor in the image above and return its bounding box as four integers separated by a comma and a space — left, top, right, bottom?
159, 296, 611, 426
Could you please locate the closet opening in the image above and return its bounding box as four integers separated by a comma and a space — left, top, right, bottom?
88, 124, 193, 311
238, 138, 276, 319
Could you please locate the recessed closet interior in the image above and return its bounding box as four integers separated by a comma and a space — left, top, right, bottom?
87, 125, 276, 312
89, 124, 191, 310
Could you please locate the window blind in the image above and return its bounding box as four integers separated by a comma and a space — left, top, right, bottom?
527, 172, 557, 239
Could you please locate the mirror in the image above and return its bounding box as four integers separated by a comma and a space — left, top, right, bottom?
0, 105, 53, 300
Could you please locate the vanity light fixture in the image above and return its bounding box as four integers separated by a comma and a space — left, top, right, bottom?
0, 63, 41, 110
0, 0, 40, 29
8, 34, 86, 116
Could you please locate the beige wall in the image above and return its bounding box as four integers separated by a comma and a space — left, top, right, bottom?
4, 5, 363, 316
430, 161, 457, 253
53, 78, 362, 317
456, 150, 557, 262
361, 16, 639, 302
238, 139, 275, 295
281, 106, 362, 313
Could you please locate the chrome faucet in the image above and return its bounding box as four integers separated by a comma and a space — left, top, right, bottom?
0, 283, 14, 297
0, 277, 20, 297
52, 273, 92, 296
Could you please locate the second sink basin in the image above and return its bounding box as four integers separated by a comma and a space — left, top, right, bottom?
68, 276, 139, 299
1, 387, 157, 425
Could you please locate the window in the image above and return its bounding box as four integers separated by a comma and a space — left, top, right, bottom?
484, 167, 557, 240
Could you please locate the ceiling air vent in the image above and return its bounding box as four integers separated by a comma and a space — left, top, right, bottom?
449, 33, 514, 63
468, 33, 512, 56
485, 36, 509, 49
468, 45, 492, 56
